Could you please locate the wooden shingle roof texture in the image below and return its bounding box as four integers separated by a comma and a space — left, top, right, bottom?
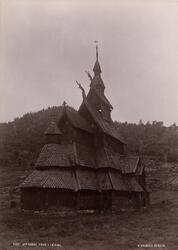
20, 170, 77, 190
21, 169, 98, 191
77, 169, 99, 190
35, 144, 75, 168
35, 143, 96, 169
20, 168, 143, 192
96, 148, 140, 174
97, 171, 113, 190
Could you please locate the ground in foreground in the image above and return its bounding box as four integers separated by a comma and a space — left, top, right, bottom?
0, 190, 178, 250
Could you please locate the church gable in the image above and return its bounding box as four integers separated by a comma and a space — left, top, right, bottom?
57, 105, 94, 145
58, 106, 93, 134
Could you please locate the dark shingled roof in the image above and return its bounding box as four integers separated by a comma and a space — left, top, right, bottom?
58, 106, 93, 134
95, 90, 113, 109
97, 169, 143, 192
44, 122, 62, 135
35, 143, 96, 169
20, 169, 99, 191
77, 169, 99, 190
20, 170, 77, 190
75, 143, 96, 168
20, 168, 143, 192
109, 171, 128, 191
97, 171, 113, 190
19, 53, 148, 197
96, 148, 122, 170
36, 143, 142, 177
35, 144, 75, 168
80, 97, 125, 143
125, 176, 144, 192
87, 88, 113, 109
119, 156, 140, 174
96, 149, 141, 174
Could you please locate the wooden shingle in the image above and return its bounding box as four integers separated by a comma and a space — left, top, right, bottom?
20, 170, 77, 190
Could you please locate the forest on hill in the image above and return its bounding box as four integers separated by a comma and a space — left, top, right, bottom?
0, 106, 178, 168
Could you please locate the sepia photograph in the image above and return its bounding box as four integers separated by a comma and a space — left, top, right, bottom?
0, 0, 178, 249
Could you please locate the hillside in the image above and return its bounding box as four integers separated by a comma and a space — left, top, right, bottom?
0, 106, 62, 168
0, 107, 178, 249
0, 106, 178, 170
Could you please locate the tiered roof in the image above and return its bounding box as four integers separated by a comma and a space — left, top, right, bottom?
20, 168, 144, 192
21, 170, 77, 190
21, 140, 144, 192
20, 46, 147, 195
20, 169, 99, 191
35, 143, 95, 169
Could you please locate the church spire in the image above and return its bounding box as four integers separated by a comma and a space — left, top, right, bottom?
93, 41, 101, 76
96, 43, 98, 61
79, 44, 113, 122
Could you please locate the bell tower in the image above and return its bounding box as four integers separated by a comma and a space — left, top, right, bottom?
86, 43, 113, 121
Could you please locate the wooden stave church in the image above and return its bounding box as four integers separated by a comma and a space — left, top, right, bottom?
20, 47, 149, 212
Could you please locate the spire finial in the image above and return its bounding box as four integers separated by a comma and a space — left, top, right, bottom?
94, 40, 98, 61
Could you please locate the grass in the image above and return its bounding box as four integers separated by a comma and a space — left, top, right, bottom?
0, 192, 178, 250
0, 163, 178, 250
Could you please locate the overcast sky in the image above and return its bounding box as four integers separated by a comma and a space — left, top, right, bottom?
0, 0, 178, 126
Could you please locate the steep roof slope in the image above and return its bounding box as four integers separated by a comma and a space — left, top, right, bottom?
58, 106, 93, 134
79, 96, 125, 143
35, 143, 96, 169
